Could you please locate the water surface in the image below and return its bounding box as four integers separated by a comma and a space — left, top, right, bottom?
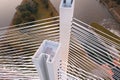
50, 0, 120, 36
0, 0, 22, 27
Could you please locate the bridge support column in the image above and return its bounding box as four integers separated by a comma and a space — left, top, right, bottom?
59, 0, 75, 64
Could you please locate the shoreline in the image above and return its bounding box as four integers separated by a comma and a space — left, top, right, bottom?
48, 0, 58, 16
100, 0, 120, 23
10, 0, 29, 26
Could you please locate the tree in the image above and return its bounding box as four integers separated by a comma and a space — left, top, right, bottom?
21, 11, 31, 18
24, 14, 36, 22
13, 0, 39, 25
41, 0, 49, 9
13, 15, 22, 25
16, 4, 27, 12
26, 1, 38, 13
16, 0, 38, 13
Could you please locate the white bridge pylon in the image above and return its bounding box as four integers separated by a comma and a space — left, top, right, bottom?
32, 0, 75, 80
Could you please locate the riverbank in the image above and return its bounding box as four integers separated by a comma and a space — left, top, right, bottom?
11, 0, 58, 25
100, 0, 120, 23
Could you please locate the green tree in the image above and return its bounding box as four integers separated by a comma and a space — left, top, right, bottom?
16, 0, 38, 13
24, 14, 36, 22
41, 0, 49, 9
16, 4, 27, 11
13, 16, 22, 25
21, 11, 31, 18
12, 12, 22, 25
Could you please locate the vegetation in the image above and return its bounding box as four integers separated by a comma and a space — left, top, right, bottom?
12, 0, 58, 25
12, 0, 37, 25
91, 23, 120, 44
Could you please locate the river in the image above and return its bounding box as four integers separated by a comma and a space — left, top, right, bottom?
50, 0, 120, 36
0, 0, 119, 36
0, 0, 22, 27
0, 0, 22, 36
0, 0, 111, 26
50, 0, 112, 24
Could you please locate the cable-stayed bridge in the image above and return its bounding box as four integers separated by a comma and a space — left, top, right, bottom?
0, 0, 120, 80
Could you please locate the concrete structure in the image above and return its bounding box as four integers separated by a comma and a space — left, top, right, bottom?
32, 40, 61, 80
59, 0, 74, 63
32, 0, 75, 80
